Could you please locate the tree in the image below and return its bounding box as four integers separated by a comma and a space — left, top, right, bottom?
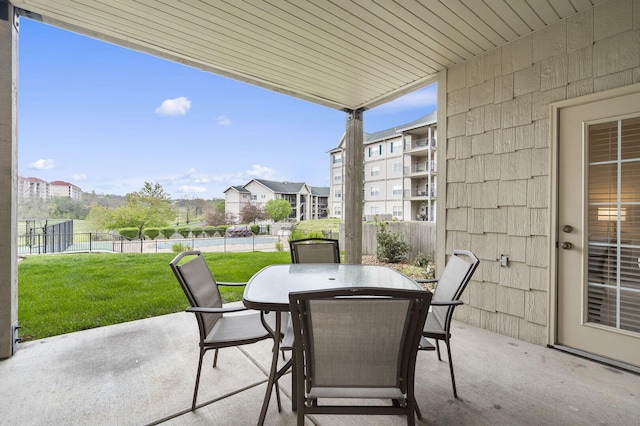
264, 198, 292, 222
50, 196, 89, 219
239, 202, 266, 224
205, 208, 235, 226
17, 197, 50, 222
213, 199, 225, 213
136, 181, 171, 200
88, 182, 174, 238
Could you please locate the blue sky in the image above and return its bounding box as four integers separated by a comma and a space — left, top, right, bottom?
18, 19, 437, 200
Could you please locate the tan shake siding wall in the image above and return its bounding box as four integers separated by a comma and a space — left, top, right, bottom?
445, 0, 640, 345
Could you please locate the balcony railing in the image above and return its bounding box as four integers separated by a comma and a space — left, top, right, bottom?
404, 137, 436, 151
404, 164, 437, 174
404, 189, 437, 198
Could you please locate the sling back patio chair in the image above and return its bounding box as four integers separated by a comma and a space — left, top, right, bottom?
289, 237, 340, 264
416, 249, 480, 398
170, 250, 281, 411
289, 287, 432, 426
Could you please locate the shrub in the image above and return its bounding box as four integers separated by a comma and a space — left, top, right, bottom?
203, 226, 226, 237
275, 241, 283, 251
177, 227, 190, 238
289, 229, 324, 241
160, 227, 175, 239
250, 224, 259, 235
118, 228, 139, 239
144, 227, 160, 240
191, 227, 203, 238
375, 222, 409, 263
289, 229, 307, 241
414, 252, 432, 268
171, 242, 192, 253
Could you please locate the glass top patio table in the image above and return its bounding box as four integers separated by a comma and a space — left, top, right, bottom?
243, 263, 424, 311
243, 263, 425, 425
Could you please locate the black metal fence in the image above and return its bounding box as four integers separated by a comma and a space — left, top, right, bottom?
17, 233, 286, 255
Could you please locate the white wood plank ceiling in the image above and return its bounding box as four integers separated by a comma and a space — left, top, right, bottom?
11, 0, 605, 111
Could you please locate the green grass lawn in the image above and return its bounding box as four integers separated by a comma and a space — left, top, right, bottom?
17, 251, 291, 341
294, 218, 343, 233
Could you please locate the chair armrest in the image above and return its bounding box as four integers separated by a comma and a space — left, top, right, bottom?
430, 300, 463, 306
216, 281, 248, 287
186, 306, 248, 314
414, 279, 438, 284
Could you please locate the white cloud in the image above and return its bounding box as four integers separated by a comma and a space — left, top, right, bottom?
245, 164, 275, 178
179, 185, 207, 193
377, 85, 437, 111
71, 173, 87, 181
29, 159, 56, 170
209, 165, 279, 189
186, 168, 210, 183
216, 115, 232, 126
155, 96, 191, 116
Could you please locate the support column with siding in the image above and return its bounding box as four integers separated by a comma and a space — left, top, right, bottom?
0, 2, 19, 358
343, 109, 364, 264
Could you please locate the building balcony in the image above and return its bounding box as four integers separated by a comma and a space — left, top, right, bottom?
404, 137, 436, 152
404, 164, 437, 177
404, 189, 437, 199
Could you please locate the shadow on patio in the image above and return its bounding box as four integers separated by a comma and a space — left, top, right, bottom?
1, 311, 638, 425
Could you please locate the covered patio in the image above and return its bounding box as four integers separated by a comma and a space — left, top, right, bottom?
2, 2, 640, 422
1, 311, 638, 425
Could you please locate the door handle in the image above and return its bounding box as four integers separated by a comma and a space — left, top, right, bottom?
562, 225, 573, 233
561, 242, 573, 250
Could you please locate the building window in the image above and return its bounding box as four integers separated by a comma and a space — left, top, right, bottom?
390, 140, 402, 153
333, 153, 342, 164
334, 173, 342, 182
334, 190, 342, 199
261, 194, 266, 198
370, 186, 380, 197
371, 166, 380, 177
370, 206, 380, 215
392, 185, 402, 195
368, 144, 383, 157
334, 206, 342, 216
393, 206, 402, 217
393, 162, 402, 173
251, 195, 257, 201
242, 194, 247, 198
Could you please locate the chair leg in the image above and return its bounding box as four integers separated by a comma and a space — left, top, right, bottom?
445, 339, 458, 398
435, 339, 442, 361
413, 397, 422, 419
192, 349, 206, 410
212, 348, 219, 368
275, 381, 282, 412
291, 351, 297, 412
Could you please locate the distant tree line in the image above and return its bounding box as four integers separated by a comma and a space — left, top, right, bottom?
18, 181, 292, 238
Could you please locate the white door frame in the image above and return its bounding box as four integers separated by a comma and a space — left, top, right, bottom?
549, 83, 640, 347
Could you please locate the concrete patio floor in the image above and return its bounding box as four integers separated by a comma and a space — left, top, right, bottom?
1, 311, 639, 425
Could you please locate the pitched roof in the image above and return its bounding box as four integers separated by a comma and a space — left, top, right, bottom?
365, 111, 437, 143
224, 185, 250, 194
334, 111, 437, 150
249, 179, 306, 194
309, 186, 330, 197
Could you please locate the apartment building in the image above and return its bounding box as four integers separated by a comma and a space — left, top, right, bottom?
329, 111, 437, 222
224, 179, 329, 223
50, 180, 83, 201
17, 177, 83, 202
17, 177, 50, 202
